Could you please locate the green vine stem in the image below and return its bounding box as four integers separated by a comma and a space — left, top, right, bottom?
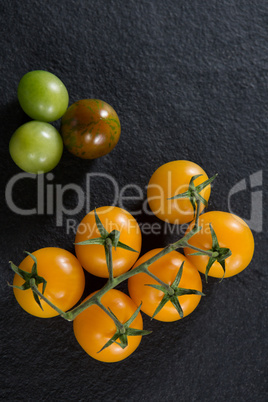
104, 237, 114, 283
9, 172, 233, 354
63, 220, 203, 321
11, 222, 220, 322
11, 185, 222, 323
181, 242, 219, 258
30, 279, 66, 317
95, 299, 125, 332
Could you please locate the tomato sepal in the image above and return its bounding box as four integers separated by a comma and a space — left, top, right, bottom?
115, 241, 138, 253
10, 251, 75, 318
188, 223, 232, 282
168, 173, 218, 219
74, 237, 106, 246
203, 223, 231, 281
151, 293, 172, 319
94, 208, 109, 238
147, 261, 205, 320
97, 302, 151, 353
75, 208, 139, 280
9, 252, 47, 310
108, 230, 120, 249
75, 209, 138, 253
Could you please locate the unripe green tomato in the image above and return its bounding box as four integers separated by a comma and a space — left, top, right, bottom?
9, 121, 63, 174
17, 70, 69, 122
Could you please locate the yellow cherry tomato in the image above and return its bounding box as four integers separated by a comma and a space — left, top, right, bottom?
75, 206, 142, 278
184, 211, 254, 278
128, 249, 203, 322
13, 247, 85, 318
73, 289, 144, 362
147, 160, 211, 224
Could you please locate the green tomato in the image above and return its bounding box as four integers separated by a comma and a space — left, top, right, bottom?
9, 121, 63, 174
17, 70, 69, 122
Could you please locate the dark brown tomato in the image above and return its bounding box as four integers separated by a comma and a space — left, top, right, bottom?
60, 99, 121, 159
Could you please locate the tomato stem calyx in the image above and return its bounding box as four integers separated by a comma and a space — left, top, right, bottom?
146, 262, 205, 319
75, 209, 138, 279
188, 223, 232, 282
30, 281, 68, 318
93, 208, 138, 252
9, 251, 71, 318
168, 173, 218, 219
144, 269, 175, 295
9, 252, 47, 311
97, 303, 152, 353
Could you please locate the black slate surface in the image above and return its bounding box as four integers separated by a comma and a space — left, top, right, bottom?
0, 1, 267, 401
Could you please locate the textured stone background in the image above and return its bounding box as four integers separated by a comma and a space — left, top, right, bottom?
0, 1, 267, 401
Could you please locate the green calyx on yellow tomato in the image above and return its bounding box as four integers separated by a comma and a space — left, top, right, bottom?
97, 302, 151, 353
187, 223, 232, 282
168, 173, 218, 221
75, 206, 142, 278
11, 247, 85, 318
128, 249, 204, 322
9, 252, 47, 311
73, 289, 148, 363
184, 211, 254, 279
145, 261, 205, 320
75, 208, 139, 280
147, 160, 215, 224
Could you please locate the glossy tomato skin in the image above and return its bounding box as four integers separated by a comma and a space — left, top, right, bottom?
9, 121, 63, 174
17, 70, 69, 122
147, 160, 211, 224
75, 206, 142, 278
184, 211, 254, 278
128, 249, 203, 322
73, 289, 143, 362
13, 248, 85, 318
60, 99, 121, 159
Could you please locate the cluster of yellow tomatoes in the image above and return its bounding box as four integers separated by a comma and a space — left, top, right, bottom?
11, 160, 254, 363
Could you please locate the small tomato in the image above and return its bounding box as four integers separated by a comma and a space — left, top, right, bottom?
13, 248, 85, 318
184, 211, 254, 278
73, 289, 144, 362
17, 70, 69, 122
128, 249, 203, 322
9, 121, 63, 174
147, 160, 211, 224
75, 206, 142, 278
61, 99, 121, 159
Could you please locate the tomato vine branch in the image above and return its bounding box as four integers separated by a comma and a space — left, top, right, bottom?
95, 299, 124, 332
104, 237, 114, 282
10, 174, 226, 343
64, 218, 203, 321
63, 196, 205, 321
30, 280, 67, 317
